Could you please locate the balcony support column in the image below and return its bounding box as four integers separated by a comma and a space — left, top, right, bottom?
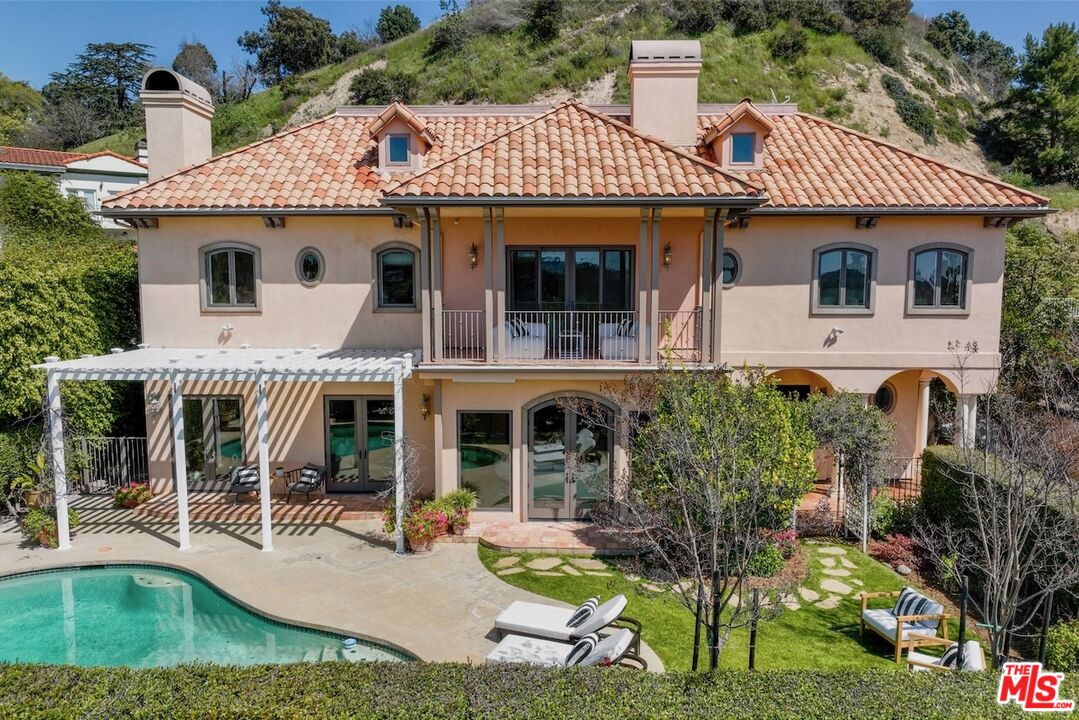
699, 210, 716, 365
650, 208, 662, 363
637, 209, 649, 364
419, 209, 432, 363
431, 208, 444, 363
709, 210, 726, 364
483, 207, 494, 362
495, 208, 506, 362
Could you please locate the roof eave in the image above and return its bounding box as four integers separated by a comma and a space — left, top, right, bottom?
384, 195, 768, 208
99, 206, 405, 218
749, 205, 1052, 216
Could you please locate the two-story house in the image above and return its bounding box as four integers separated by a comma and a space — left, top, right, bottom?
39, 41, 1049, 552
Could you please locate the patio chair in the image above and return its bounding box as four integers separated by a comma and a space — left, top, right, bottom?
485, 627, 645, 669
286, 463, 327, 504
905, 636, 986, 672
494, 594, 641, 652
860, 587, 949, 663
227, 465, 261, 504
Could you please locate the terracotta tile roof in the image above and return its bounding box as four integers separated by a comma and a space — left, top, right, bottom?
0, 145, 144, 169
388, 102, 762, 200
103, 102, 1049, 212
697, 113, 1047, 209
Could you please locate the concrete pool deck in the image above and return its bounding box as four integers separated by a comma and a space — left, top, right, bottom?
0, 495, 662, 670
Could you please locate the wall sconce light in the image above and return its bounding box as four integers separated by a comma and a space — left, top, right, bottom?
663, 243, 673, 268
420, 393, 431, 420
147, 391, 163, 415
468, 243, 478, 270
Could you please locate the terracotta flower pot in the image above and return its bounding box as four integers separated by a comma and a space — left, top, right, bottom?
407, 535, 433, 553
24, 491, 42, 509
120, 498, 140, 509
36, 528, 56, 548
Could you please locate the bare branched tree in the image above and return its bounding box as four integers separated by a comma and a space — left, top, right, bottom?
567, 365, 817, 669
916, 336, 1079, 667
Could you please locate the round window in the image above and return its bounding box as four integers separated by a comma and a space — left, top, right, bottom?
722, 250, 740, 286
874, 383, 896, 414
295, 247, 324, 286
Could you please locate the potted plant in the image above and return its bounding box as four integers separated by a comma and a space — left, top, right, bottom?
442, 488, 477, 535
403, 514, 435, 553
21, 507, 80, 548
15, 454, 48, 509
419, 503, 450, 538
113, 482, 152, 509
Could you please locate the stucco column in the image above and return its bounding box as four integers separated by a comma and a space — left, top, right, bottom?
418, 209, 432, 362
699, 209, 715, 364
915, 376, 932, 456
650, 208, 662, 363
483, 207, 494, 362
431, 209, 444, 363
709, 210, 725, 364
495, 209, 507, 362
637, 209, 649, 364
255, 371, 273, 552
958, 394, 978, 448
432, 380, 445, 496
44, 359, 71, 551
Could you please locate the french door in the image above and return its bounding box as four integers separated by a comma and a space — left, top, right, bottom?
181, 396, 244, 487
324, 396, 395, 493
528, 399, 613, 519
508, 247, 633, 311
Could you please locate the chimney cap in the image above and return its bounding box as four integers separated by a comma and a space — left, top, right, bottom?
630, 40, 701, 62
141, 68, 213, 108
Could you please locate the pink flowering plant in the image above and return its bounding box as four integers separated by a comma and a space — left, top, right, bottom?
113, 482, 152, 509
772, 528, 800, 559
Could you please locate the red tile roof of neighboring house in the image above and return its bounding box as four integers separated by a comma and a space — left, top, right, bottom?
389, 102, 762, 200
101, 102, 1049, 212
0, 145, 146, 170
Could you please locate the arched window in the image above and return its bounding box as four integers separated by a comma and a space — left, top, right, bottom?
201, 244, 259, 309
813, 245, 874, 313
376, 245, 417, 309
911, 246, 969, 310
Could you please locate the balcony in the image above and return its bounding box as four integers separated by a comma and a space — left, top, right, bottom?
439, 308, 702, 364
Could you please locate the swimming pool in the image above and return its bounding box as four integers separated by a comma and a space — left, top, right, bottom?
0, 565, 413, 667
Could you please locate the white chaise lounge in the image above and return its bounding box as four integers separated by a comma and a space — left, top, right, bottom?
598, 322, 638, 361
494, 594, 639, 645
485, 628, 644, 669
860, 587, 949, 663
906, 637, 986, 672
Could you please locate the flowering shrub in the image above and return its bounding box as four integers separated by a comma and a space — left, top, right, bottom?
868, 533, 918, 570
402, 513, 436, 544
113, 482, 152, 508
772, 529, 799, 559
419, 505, 450, 537
20, 507, 80, 548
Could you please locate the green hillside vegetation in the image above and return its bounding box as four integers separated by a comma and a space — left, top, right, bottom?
73, 1, 980, 158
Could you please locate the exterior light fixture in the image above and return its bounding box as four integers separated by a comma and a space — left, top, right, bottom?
147, 391, 163, 415
421, 393, 431, 420
663, 243, 673, 268
468, 243, 478, 270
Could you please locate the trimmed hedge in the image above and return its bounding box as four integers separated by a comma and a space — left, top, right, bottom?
0, 662, 1061, 719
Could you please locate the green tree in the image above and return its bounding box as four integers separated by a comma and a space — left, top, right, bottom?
993, 23, 1079, 185
43, 42, 152, 125
672, 0, 721, 35
428, 0, 470, 57
349, 68, 419, 104
770, 19, 809, 60
376, 4, 422, 43
172, 41, 218, 96
925, 10, 974, 56
525, 0, 563, 43
238, 0, 335, 84
0, 72, 43, 145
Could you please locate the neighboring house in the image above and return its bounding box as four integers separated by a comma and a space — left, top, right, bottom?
39, 42, 1050, 551
0, 145, 148, 236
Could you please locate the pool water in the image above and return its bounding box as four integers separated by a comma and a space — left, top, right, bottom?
0, 565, 410, 667
459, 445, 505, 469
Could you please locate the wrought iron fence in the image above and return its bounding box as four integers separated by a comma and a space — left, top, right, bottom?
442, 310, 486, 361
838, 455, 923, 549
74, 436, 149, 493
503, 310, 639, 361
658, 308, 703, 362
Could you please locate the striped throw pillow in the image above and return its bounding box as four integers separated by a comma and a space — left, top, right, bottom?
564, 633, 599, 667
939, 642, 960, 668
567, 596, 599, 628
508, 319, 527, 338
894, 587, 924, 618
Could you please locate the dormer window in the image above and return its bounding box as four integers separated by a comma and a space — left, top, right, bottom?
731, 133, 755, 164
388, 135, 410, 165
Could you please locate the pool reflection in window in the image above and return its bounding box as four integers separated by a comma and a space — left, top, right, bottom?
459, 411, 512, 510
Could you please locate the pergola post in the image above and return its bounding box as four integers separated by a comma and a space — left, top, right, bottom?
44, 359, 71, 551
393, 357, 408, 555
169, 370, 192, 550
255, 371, 273, 552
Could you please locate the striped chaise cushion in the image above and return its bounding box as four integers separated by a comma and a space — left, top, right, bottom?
938, 642, 960, 668
893, 587, 943, 628
567, 596, 599, 628
564, 633, 599, 667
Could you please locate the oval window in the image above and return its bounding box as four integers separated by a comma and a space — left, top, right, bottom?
296, 248, 324, 286
722, 250, 740, 286
874, 383, 895, 414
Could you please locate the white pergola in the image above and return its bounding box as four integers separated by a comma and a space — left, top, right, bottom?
34, 346, 416, 554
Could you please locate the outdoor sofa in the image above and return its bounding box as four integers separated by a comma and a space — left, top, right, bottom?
860, 587, 949, 663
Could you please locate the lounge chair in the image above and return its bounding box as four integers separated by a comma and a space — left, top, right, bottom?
227, 465, 261, 504
485, 627, 645, 669
906, 636, 986, 672
286, 463, 327, 503
860, 587, 949, 663
494, 594, 641, 651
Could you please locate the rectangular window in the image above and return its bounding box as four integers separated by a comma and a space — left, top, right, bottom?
731, 133, 755, 164
912, 248, 967, 310
388, 135, 409, 164
204, 247, 258, 308
459, 411, 512, 510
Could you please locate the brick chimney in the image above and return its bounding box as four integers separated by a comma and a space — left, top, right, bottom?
628, 40, 702, 147
140, 68, 214, 180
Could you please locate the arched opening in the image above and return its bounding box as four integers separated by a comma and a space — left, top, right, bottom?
143, 69, 181, 92
766, 368, 834, 400
524, 394, 616, 520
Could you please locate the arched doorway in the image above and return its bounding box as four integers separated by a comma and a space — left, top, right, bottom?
527, 397, 614, 520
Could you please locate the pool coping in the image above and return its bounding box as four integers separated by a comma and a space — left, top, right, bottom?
0, 561, 419, 663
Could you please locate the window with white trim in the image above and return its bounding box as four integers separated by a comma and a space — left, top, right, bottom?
388, 135, 410, 164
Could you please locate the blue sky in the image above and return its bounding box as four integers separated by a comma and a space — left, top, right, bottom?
1, 1, 1077, 89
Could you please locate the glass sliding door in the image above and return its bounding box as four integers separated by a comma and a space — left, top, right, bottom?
324, 396, 394, 492
181, 397, 244, 487
528, 399, 613, 519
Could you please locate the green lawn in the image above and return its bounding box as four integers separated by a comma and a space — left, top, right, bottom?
479, 541, 961, 672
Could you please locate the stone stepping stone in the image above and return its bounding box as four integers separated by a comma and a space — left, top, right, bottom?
783, 600, 801, 611
584, 571, 613, 577
498, 567, 526, 576
534, 571, 563, 576
642, 582, 666, 593
526, 557, 563, 571
778, 592, 800, 610
818, 546, 847, 555
820, 578, 852, 595
798, 587, 820, 602
822, 567, 852, 577
815, 594, 842, 610
570, 558, 607, 570
820, 557, 837, 567
562, 565, 582, 576
840, 557, 857, 569
494, 556, 521, 569
851, 579, 864, 586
